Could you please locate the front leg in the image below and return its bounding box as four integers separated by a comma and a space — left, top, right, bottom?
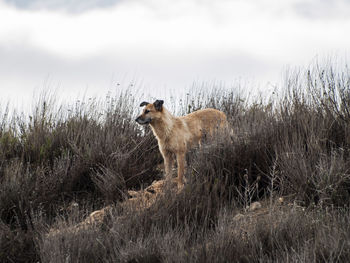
176, 152, 186, 188
162, 151, 173, 179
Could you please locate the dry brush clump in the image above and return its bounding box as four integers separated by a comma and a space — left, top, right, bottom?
0, 90, 162, 262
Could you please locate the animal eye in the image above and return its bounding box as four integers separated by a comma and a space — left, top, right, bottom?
144, 110, 150, 114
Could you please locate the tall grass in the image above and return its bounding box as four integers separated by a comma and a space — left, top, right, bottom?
1, 61, 350, 262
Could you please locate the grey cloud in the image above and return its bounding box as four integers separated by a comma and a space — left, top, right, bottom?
293, 0, 350, 20
0, 44, 122, 97
3, 0, 122, 13
0, 43, 275, 99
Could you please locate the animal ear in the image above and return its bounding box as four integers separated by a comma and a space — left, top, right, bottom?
140, 101, 149, 107
154, 100, 164, 111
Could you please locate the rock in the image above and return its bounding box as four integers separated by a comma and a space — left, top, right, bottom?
248, 202, 262, 211
83, 205, 112, 225
233, 213, 245, 221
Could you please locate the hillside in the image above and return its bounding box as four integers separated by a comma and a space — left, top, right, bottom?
1, 63, 350, 262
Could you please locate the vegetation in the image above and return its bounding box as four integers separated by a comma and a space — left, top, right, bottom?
1, 62, 350, 262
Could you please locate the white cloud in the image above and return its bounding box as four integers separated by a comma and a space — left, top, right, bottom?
0, 0, 349, 105
2, 0, 349, 57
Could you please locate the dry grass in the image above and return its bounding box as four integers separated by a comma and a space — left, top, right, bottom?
1, 61, 350, 262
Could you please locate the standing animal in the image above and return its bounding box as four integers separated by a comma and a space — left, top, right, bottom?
135, 100, 227, 188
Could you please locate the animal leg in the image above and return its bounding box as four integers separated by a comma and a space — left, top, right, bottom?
163, 152, 173, 179
176, 152, 186, 187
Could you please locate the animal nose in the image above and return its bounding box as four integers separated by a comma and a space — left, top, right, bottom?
135, 116, 140, 122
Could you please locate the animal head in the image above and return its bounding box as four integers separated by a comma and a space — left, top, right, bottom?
135, 100, 164, 125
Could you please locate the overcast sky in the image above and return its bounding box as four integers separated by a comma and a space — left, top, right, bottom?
0, 0, 350, 106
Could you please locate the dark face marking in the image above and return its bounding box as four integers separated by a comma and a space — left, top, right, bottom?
135, 115, 151, 125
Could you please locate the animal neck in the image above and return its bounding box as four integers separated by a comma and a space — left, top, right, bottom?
150, 107, 176, 141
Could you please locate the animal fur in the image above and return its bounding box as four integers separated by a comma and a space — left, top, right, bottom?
136, 100, 227, 187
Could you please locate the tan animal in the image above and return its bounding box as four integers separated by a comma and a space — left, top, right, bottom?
135, 100, 227, 188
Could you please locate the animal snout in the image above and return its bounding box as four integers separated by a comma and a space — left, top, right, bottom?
135, 116, 151, 125
135, 116, 144, 124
